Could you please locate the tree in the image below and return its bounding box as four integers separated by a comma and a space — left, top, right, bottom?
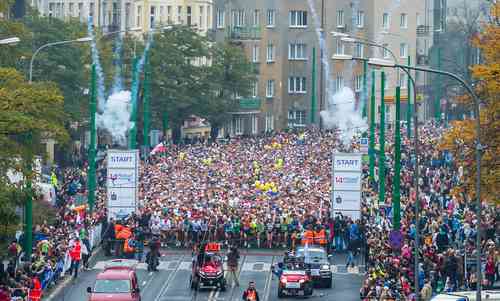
440, 3, 500, 205
0, 67, 68, 224
200, 42, 256, 138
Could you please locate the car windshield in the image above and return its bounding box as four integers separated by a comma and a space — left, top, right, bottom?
296, 249, 326, 261
93, 279, 131, 293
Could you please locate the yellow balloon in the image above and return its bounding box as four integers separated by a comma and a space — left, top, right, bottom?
271, 187, 277, 193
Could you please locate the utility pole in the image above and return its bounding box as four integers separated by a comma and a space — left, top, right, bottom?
362, 60, 368, 118
393, 86, 401, 230
143, 54, 151, 157
129, 57, 139, 149
406, 56, 412, 139
311, 47, 317, 124
23, 132, 33, 260
88, 64, 97, 212
379, 71, 385, 204
369, 71, 376, 181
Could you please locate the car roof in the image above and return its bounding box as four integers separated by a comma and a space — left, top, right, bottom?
96, 269, 134, 280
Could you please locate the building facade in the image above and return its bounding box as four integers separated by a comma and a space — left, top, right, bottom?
33, 0, 214, 34
214, 0, 434, 136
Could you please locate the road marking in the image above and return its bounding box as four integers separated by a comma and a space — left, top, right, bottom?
263, 256, 275, 301
154, 254, 186, 301
228, 255, 247, 301
241, 262, 272, 272
93, 260, 183, 271
178, 261, 193, 270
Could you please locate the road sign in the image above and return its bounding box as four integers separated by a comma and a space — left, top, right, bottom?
107, 149, 139, 221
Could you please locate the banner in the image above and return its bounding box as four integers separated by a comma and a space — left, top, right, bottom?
107, 150, 139, 221
331, 153, 362, 220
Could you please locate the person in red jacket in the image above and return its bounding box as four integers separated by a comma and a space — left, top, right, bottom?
69, 237, 82, 280
242, 281, 259, 301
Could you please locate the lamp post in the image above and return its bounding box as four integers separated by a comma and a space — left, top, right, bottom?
368, 57, 483, 301
29, 37, 92, 83
370, 70, 376, 181
311, 47, 317, 124
393, 86, 401, 230
143, 53, 151, 158
88, 64, 97, 213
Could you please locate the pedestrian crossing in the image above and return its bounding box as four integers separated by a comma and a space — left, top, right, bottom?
92, 259, 364, 274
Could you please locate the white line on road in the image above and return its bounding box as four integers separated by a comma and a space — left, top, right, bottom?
263, 256, 275, 301
154, 254, 186, 301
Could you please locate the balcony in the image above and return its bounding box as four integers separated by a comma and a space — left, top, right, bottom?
417, 25, 430, 36
227, 26, 262, 40
239, 98, 261, 110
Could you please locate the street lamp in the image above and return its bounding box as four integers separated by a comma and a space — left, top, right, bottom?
0, 37, 20, 45
29, 36, 92, 83
369, 58, 483, 301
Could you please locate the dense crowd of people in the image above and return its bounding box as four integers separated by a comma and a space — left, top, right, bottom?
0, 164, 108, 300
1, 123, 498, 300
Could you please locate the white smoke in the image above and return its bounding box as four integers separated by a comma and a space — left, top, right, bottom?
97, 90, 132, 146
320, 87, 367, 144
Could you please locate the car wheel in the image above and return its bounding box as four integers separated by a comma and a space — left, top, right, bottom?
277, 289, 285, 298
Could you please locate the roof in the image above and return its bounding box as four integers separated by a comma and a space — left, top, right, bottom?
96, 269, 134, 281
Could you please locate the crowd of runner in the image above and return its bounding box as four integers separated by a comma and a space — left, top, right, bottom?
1, 123, 498, 300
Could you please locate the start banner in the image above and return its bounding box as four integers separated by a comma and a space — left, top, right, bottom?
107, 149, 139, 220
331, 152, 362, 220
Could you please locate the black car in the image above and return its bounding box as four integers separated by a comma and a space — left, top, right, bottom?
295, 246, 332, 288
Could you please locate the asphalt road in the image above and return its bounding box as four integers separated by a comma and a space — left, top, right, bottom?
49, 250, 363, 301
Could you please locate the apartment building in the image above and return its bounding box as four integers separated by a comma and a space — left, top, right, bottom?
33, 0, 214, 34
214, 0, 433, 136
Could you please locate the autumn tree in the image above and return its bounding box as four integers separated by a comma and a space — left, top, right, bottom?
0, 67, 68, 229
440, 3, 500, 205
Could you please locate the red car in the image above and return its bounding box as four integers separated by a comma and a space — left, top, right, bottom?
278, 270, 313, 298
87, 260, 141, 301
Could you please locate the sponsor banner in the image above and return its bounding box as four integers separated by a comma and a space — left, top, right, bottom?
360, 138, 369, 154
108, 207, 136, 220
333, 172, 362, 191
107, 187, 136, 207
107, 169, 137, 188
331, 210, 361, 221
332, 190, 361, 211
333, 153, 362, 172
107, 150, 138, 169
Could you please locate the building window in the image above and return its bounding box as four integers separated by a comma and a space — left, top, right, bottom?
252, 81, 258, 98
232, 9, 245, 27
288, 43, 307, 60
288, 77, 307, 93
382, 12, 390, 30
136, 5, 142, 27
253, 9, 260, 26
124, 3, 129, 27
265, 113, 274, 132
337, 10, 344, 27
266, 79, 275, 98
356, 11, 364, 28
400, 43, 408, 58
382, 43, 390, 58
78, 3, 83, 20
252, 45, 260, 63
150, 6, 156, 28
289, 10, 307, 27
416, 13, 422, 26
234, 117, 243, 135
216, 8, 224, 28
251, 115, 258, 134
354, 43, 364, 58
199, 6, 204, 28
288, 110, 306, 127
267, 9, 275, 27
167, 6, 172, 24
400, 13, 408, 28
335, 74, 344, 92
355, 74, 362, 92
186, 6, 192, 26
266, 43, 275, 62
399, 72, 407, 88
160, 6, 165, 24
177, 6, 182, 24
335, 39, 345, 54
69, 2, 74, 16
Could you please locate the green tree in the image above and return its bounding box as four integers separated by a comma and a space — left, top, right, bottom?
0, 67, 68, 230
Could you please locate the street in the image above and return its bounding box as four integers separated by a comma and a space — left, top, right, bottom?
49, 250, 363, 301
